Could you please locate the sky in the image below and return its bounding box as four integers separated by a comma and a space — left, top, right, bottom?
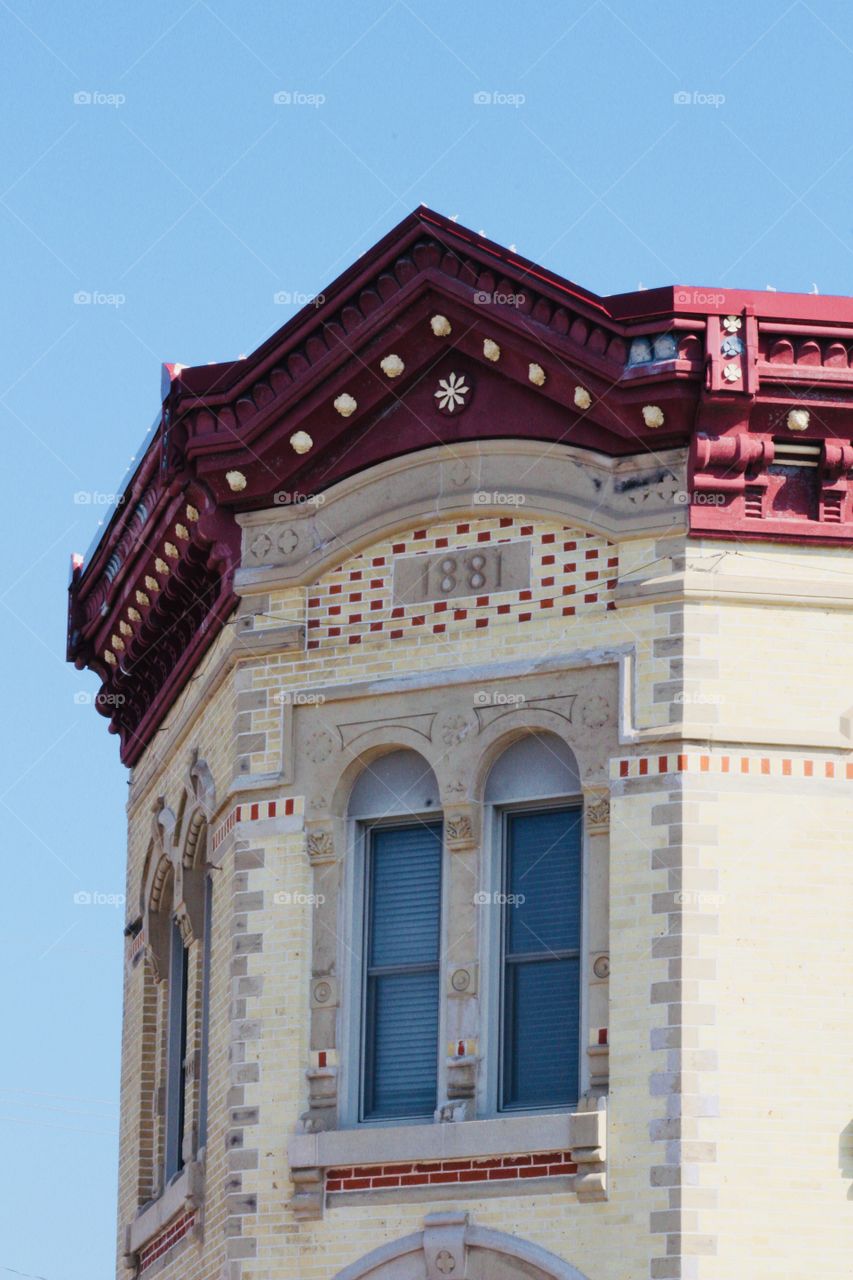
2, 2, 853, 1277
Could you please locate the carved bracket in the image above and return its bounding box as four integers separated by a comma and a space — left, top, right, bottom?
571, 1097, 608, 1202
424, 1212, 469, 1280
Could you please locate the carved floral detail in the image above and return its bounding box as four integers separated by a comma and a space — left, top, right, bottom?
585, 792, 610, 832
446, 814, 473, 843
435, 713, 476, 747
581, 693, 610, 729
306, 830, 335, 862
305, 730, 335, 763
434, 372, 470, 414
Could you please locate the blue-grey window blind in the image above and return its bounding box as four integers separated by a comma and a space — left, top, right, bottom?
165, 917, 189, 1178
362, 822, 442, 1120
500, 807, 581, 1110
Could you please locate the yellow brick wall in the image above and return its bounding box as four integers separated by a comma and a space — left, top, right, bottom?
114, 521, 853, 1280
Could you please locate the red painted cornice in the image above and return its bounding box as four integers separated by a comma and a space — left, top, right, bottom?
68, 207, 853, 765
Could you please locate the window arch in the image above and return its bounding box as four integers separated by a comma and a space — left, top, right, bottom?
482, 732, 583, 1113
332, 1220, 593, 1280
346, 751, 443, 1124
160, 868, 189, 1183
139, 804, 215, 1200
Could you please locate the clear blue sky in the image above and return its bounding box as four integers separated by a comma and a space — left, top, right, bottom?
2, 2, 852, 1276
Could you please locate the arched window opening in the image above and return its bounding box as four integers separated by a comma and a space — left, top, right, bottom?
348, 751, 442, 1123
484, 733, 582, 1113
163, 888, 189, 1181
197, 863, 213, 1151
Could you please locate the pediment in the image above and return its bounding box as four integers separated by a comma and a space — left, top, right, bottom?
172, 212, 700, 509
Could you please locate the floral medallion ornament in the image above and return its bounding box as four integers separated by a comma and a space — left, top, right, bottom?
642, 404, 665, 429
722, 315, 742, 333
434, 371, 470, 414
722, 364, 741, 383
305, 731, 335, 764
574, 385, 592, 410
721, 335, 744, 358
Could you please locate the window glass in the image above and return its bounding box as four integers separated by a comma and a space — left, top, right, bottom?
164, 917, 188, 1178
362, 822, 442, 1120
500, 807, 581, 1110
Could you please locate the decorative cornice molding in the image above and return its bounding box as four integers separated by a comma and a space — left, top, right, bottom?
68, 209, 853, 763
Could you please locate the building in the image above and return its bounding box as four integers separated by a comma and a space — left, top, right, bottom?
67, 209, 853, 1280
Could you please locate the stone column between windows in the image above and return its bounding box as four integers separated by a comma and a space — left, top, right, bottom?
304, 816, 344, 1131
583, 786, 611, 1094
441, 801, 481, 1120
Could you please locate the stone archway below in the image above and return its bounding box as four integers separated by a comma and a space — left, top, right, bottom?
332, 1214, 592, 1280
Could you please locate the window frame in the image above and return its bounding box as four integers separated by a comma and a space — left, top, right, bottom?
341, 811, 448, 1128
197, 871, 214, 1152
164, 916, 189, 1182
480, 796, 587, 1118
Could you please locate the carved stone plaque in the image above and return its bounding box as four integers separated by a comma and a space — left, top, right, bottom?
392, 540, 531, 605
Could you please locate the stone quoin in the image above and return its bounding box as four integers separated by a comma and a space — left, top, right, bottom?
67, 209, 853, 1280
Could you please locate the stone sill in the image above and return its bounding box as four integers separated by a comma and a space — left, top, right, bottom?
290, 1109, 601, 1168
287, 1103, 606, 1219
126, 1159, 204, 1257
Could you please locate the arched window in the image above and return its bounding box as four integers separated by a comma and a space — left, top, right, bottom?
196, 828, 213, 1152
483, 733, 583, 1112
347, 751, 442, 1123
162, 873, 189, 1182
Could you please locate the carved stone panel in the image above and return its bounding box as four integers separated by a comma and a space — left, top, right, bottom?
393, 540, 531, 605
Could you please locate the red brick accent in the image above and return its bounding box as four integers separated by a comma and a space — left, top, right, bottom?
305, 520, 618, 652
325, 1150, 577, 1193
138, 1212, 196, 1272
